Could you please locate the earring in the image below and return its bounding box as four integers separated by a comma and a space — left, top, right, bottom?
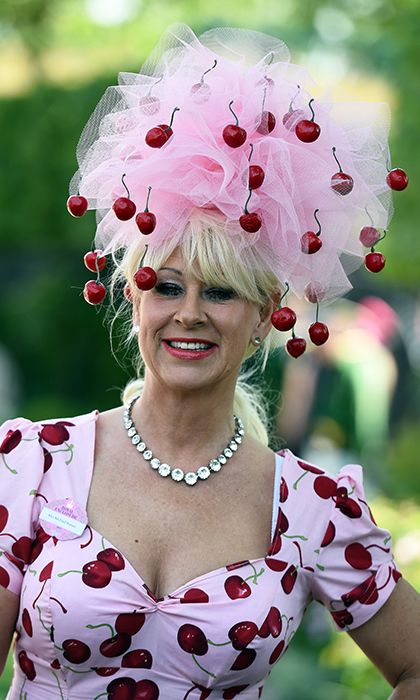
131, 324, 140, 336
253, 335, 262, 346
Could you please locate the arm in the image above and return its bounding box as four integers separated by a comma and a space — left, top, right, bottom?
348, 579, 420, 698
0, 586, 19, 676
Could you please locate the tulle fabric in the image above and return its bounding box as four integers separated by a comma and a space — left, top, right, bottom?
69, 24, 393, 303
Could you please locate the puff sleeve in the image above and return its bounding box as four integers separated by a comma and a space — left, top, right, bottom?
0, 417, 45, 596
310, 463, 402, 631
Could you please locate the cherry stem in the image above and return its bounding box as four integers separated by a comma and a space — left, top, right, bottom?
86, 622, 115, 636
289, 84, 301, 112
200, 59, 217, 83
244, 188, 253, 214
279, 281, 290, 306
308, 98, 315, 122
370, 229, 386, 252
167, 106, 180, 130
192, 654, 216, 679
228, 100, 239, 126
365, 206, 374, 226
144, 186, 152, 212
147, 73, 163, 96
291, 328, 296, 339
316, 301, 319, 323
121, 173, 130, 199
313, 208, 321, 236
248, 143, 254, 162
139, 244, 149, 268
332, 146, 343, 173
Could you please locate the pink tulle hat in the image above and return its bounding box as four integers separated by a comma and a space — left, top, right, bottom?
67, 24, 408, 354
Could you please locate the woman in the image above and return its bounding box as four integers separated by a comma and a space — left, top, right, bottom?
1, 24, 419, 700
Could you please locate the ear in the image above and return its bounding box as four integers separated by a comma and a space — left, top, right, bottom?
254, 289, 281, 339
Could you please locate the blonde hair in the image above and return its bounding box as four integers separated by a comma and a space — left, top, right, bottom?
108, 210, 281, 445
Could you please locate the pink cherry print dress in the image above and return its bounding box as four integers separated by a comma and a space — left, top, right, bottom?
0, 411, 401, 699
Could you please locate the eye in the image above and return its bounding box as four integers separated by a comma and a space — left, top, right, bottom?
204, 287, 236, 301
154, 282, 184, 297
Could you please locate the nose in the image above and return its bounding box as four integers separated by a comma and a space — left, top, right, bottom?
174, 288, 207, 328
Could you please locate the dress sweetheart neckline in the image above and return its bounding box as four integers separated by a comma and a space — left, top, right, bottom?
80, 409, 288, 601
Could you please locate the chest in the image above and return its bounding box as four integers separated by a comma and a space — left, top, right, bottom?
86, 440, 277, 599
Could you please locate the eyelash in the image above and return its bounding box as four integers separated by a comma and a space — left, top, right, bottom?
154, 282, 235, 301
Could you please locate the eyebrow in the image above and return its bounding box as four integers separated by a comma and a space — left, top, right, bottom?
158, 267, 183, 275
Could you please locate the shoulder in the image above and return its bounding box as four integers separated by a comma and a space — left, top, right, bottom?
1, 409, 99, 470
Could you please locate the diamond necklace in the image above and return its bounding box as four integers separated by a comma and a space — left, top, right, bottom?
123, 395, 245, 486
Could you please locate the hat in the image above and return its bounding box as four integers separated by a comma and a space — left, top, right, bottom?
66, 24, 408, 357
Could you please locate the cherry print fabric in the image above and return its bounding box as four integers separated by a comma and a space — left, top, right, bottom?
0, 411, 401, 700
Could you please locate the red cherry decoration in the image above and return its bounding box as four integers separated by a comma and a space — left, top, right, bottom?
113, 173, 136, 220
67, 195, 88, 217
84, 250, 106, 273
97, 548, 125, 572
0, 430, 22, 454
224, 575, 252, 600
271, 306, 296, 331
365, 251, 385, 272
301, 231, 322, 254
295, 99, 320, 142
309, 321, 329, 346
331, 171, 354, 195
330, 147, 353, 195
62, 639, 91, 664
301, 208, 322, 254
83, 280, 106, 305
223, 124, 247, 148
248, 165, 265, 189
115, 611, 146, 635
134, 267, 157, 291
145, 126, 169, 148
239, 212, 262, 233
228, 621, 258, 650
100, 633, 131, 658
286, 336, 306, 358
136, 212, 156, 235
386, 167, 408, 190
359, 226, 381, 247
136, 186, 156, 234
223, 101, 247, 148
177, 623, 208, 655
145, 107, 180, 148
113, 197, 136, 221
18, 650, 36, 680
295, 120, 320, 142
121, 649, 153, 668
81, 559, 112, 588
256, 110, 276, 135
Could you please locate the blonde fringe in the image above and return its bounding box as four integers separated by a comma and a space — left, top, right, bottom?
110, 211, 281, 446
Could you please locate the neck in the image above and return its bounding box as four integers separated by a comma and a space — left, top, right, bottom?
130, 375, 238, 468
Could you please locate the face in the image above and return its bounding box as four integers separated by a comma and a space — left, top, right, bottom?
133, 248, 272, 395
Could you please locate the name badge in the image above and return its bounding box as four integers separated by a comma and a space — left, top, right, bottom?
40, 498, 88, 540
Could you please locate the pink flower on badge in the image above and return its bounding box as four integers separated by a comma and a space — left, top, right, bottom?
39, 421, 74, 445
0, 429, 22, 454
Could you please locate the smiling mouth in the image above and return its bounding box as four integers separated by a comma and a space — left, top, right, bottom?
166, 341, 214, 351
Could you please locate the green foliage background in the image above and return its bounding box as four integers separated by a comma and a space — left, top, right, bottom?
1, 1, 419, 698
